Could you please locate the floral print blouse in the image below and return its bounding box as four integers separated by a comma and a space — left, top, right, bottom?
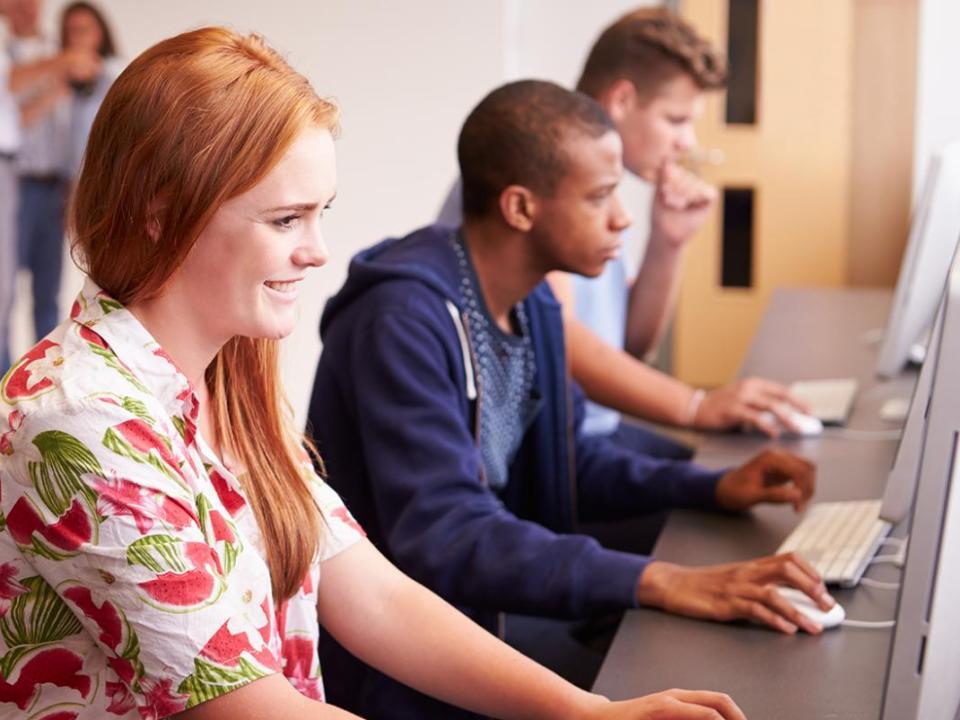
0, 280, 364, 719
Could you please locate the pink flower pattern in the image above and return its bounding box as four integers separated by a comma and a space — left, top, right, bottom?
0, 562, 27, 616
0, 280, 364, 718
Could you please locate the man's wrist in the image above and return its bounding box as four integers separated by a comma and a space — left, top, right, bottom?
685, 388, 706, 428
648, 225, 691, 254
714, 469, 747, 512
636, 560, 675, 608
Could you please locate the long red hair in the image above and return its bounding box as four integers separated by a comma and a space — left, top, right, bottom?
69, 27, 337, 601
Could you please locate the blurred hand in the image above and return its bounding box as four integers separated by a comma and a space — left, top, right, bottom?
61, 48, 101, 83
695, 377, 810, 437
638, 555, 835, 635
586, 689, 746, 720
716, 448, 815, 513
651, 160, 718, 249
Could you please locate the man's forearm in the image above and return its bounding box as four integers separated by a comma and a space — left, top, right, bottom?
566, 315, 695, 427
624, 234, 686, 359
19, 81, 66, 127
9, 55, 65, 94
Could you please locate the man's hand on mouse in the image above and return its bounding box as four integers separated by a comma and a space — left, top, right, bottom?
693, 377, 811, 437
715, 448, 815, 513
637, 554, 836, 635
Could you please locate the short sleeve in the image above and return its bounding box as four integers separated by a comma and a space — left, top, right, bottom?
305, 468, 365, 562
1, 399, 282, 717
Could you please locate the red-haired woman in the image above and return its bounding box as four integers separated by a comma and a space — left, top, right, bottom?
0, 27, 744, 720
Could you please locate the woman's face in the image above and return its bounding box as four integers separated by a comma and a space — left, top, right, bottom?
64, 8, 103, 53
169, 126, 336, 345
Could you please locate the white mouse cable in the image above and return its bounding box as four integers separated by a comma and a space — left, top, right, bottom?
841, 618, 896, 629
870, 537, 909, 567
858, 577, 901, 590
838, 537, 907, 627
820, 428, 903, 441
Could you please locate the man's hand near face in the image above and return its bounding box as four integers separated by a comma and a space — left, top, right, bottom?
650, 158, 718, 249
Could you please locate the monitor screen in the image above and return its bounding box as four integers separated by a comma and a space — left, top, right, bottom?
876, 141, 960, 379
880, 285, 943, 524
880, 261, 960, 719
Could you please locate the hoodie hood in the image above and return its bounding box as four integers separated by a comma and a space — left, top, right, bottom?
321, 224, 462, 339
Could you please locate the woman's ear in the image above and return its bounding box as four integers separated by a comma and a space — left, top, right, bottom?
145, 197, 165, 242
498, 185, 536, 233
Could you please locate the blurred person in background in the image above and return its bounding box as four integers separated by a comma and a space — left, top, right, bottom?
1, 0, 22, 375
2, 0, 115, 374
60, 1, 122, 177
1, 0, 95, 371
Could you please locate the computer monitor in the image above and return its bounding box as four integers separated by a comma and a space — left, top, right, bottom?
876, 141, 960, 379
880, 261, 960, 719
879, 287, 943, 524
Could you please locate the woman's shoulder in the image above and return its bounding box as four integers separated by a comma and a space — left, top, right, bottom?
1, 320, 167, 427
1, 327, 197, 507
298, 461, 366, 560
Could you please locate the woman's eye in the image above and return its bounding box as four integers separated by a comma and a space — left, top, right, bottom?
274, 214, 301, 229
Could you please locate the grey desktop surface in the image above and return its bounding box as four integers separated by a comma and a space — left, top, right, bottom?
593, 288, 917, 719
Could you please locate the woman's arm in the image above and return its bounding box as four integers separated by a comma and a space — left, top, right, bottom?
318, 539, 603, 719
316, 539, 746, 720
174, 540, 744, 719
172, 675, 362, 719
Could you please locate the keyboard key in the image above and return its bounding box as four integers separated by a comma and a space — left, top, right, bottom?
776, 499, 892, 586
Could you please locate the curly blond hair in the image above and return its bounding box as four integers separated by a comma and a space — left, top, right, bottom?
577, 7, 727, 100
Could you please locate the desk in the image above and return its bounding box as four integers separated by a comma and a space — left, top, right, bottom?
593, 288, 917, 719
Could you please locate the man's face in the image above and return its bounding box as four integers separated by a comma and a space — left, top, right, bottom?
616, 73, 705, 181
529, 129, 632, 278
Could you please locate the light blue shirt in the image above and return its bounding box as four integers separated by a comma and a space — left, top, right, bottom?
571, 258, 628, 435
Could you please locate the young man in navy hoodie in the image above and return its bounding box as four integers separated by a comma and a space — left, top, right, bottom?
308, 80, 833, 720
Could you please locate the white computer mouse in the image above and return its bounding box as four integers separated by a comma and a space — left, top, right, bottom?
758, 410, 824, 437
777, 587, 845, 630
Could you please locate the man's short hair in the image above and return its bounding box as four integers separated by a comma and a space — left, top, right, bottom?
577, 8, 727, 100
458, 79, 615, 219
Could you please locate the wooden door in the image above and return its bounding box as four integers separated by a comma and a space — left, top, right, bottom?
674, 0, 854, 386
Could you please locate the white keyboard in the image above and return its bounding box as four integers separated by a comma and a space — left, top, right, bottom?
790, 378, 859, 425
776, 499, 892, 586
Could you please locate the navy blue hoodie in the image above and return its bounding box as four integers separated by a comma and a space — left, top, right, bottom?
309, 224, 724, 719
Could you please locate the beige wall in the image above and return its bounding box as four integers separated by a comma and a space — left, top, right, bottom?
848, 0, 918, 287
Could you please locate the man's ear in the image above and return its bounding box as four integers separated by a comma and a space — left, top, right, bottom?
602, 78, 639, 124
498, 185, 536, 233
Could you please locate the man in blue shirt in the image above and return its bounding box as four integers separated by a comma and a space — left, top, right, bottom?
309, 80, 832, 720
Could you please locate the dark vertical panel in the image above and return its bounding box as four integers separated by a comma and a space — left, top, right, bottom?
721, 187, 754, 288
726, 0, 759, 125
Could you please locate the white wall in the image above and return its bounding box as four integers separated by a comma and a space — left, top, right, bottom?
11, 0, 655, 426
912, 0, 960, 206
